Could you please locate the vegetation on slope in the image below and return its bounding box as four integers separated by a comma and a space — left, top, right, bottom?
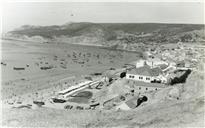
8, 22, 205, 44
2, 67, 204, 127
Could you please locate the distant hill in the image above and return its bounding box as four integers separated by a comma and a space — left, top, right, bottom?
4, 22, 205, 50
9, 22, 204, 38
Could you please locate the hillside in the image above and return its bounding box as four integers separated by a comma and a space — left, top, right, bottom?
4, 22, 205, 50
9, 23, 203, 37
2, 70, 204, 127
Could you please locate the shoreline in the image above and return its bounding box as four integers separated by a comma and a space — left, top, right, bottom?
1, 38, 143, 54
1, 38, 141, 103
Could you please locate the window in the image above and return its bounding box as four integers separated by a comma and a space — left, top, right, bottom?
146, 88, 148, 90
139, 76, 143, 79
146, 77, 150, 80
129, 75, 134, 78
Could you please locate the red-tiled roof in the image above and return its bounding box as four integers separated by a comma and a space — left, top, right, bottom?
151, 67, 163, 76
127, 65, 162, 76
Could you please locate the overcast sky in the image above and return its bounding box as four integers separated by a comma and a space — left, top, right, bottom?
2, 2, 204, 32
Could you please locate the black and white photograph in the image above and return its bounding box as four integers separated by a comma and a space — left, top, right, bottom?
0, 0, 204, 127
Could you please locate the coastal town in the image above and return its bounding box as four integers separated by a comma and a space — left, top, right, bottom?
2, 41, 204, 111
1, 2, 205, 127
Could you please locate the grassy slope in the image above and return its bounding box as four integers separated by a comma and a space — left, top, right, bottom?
2, 96, 204, 127
2, 70, 204, 127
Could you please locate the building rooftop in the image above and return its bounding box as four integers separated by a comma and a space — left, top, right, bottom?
127, 65, 163, 77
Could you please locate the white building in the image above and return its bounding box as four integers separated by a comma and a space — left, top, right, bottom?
126, 65, 168, 84
135, 59, 146, 68
128, 81, 165, 94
